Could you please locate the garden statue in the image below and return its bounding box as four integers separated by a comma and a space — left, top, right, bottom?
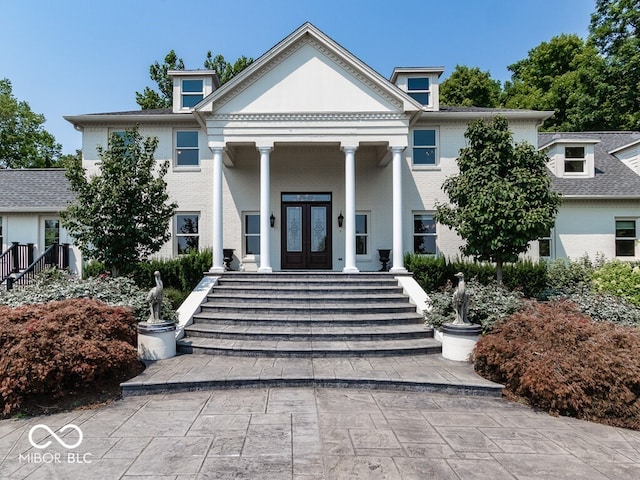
146, 270, 164, 323
452, 272, 470, 325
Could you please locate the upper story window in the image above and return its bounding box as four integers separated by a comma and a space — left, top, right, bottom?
565, 146, 586, 173
407, 77, 430, 105
175, 131, 199, 167
413, 129, 437, 166
181, 79, 204, 108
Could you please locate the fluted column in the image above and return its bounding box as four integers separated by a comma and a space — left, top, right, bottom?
210, 146, 225, 273
390, 146, 408, 273
342, 145, 359, 273
258, 146, 273, 273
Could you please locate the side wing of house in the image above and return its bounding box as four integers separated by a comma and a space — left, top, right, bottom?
540, 132, 640, 261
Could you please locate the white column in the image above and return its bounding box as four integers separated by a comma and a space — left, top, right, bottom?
258, 146, 273, 273
390, 146, 408, 273
210, 146, 225, 273
343, 145, 359, 273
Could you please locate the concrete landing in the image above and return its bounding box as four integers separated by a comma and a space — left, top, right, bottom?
120, 353, 503, 397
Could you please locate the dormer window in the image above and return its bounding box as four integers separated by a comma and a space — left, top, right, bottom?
181, 79, 204, 108
407, 78, 430, 105
565, 146, 585, 173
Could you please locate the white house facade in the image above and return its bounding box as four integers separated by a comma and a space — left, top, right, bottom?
65, 23, 552, 272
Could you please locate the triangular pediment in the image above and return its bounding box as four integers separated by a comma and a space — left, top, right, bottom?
195, 23, 420, 116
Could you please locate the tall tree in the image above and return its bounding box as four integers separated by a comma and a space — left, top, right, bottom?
204, 52, 253, 85
0, 78, 62, 168
135, 50, 185, 109
439, 65, 501, 108
502, 34, 606, 131
136, 51, 253, 110
61, 128, 177, 276
435, 117, 560, 283
589, 0, 640, 130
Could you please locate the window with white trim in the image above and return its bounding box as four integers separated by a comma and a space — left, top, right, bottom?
244, 213, 260, 255
564, 146, 585, 173
355, 213, 368, 255
175, 213, 199, 254
538, 228, 553, 258
413, 213, 437, 255
44, 219, 60, 249
615, 219, 637, 257
175, 131, 199, 167
412, 129, 438, 166
407, 77, 430, 105
181, 79, 204, 108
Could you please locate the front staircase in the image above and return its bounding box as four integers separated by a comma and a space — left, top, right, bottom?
177, 272, 441, 357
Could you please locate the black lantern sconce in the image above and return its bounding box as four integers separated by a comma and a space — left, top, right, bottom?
270, 212, 275, 228
338, 212, 344, 228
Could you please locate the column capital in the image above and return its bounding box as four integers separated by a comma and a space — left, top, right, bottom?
208, 142, 225, 153
390, 145, 406, 154
257, 145, 273, 154
341, 145, 358, 154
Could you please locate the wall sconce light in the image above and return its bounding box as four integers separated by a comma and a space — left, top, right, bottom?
270, 212, 275, 228
338, 212, 344, 228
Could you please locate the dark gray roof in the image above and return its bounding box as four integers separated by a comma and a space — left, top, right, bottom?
539, 131, 640, 198
0, 169, 76, 212
84, 108, 173, 116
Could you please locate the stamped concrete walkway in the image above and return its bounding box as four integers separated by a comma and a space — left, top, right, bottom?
2, 385, 640, 479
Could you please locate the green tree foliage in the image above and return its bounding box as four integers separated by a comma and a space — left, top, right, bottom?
135, 50, 185, 109
204, 51, 253, 85
0, 78, 62, 168
589, 0, 640, 130
135, 50, 253, 109
502, 35, 606, 131
435, 116, 561, 283
61, 128, 177, 277
439, 65, 501, 108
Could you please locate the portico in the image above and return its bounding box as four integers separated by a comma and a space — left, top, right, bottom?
207, 139, 408, 273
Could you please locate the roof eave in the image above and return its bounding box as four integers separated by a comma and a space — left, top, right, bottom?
419, 110, 554, 121
64, 113, 198, 127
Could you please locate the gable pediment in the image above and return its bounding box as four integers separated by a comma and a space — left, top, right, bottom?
196, 24, 418, 117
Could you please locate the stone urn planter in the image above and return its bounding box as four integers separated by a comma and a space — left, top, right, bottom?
137, 321, 176, 360
441, 323, 482, 362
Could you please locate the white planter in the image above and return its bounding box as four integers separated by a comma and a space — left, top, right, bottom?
137, 321, 176, 360
441, 323, 482, 362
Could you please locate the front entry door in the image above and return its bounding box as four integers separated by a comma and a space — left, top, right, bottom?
281, 194, 332, 270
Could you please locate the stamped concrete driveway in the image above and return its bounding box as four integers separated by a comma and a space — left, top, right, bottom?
2, 387, 640, 479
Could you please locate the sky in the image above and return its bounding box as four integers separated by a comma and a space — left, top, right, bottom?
1, 0, 595, 155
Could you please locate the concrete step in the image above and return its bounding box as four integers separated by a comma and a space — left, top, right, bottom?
184, 323, 433, 341
199, 301, 418, 315
191, 310, 424, 327
176, 336, 442, 357
206, 292, 410, 304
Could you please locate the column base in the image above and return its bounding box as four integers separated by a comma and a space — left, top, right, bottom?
389, 267, 408, 274
342, 266, 360, 273
209, 266, 225, 274
258, 266, 273, 273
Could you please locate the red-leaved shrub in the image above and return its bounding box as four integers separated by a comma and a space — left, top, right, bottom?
0, 298, 142, 417
474, 299, 640, 430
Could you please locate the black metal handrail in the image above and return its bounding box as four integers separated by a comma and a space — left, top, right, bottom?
6, 243, 70, 291
0, 243, 34, 285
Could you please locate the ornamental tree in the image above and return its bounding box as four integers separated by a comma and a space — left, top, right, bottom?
61, 128, 177, 276
0, 78, 62, 168
435, 116, 560, 283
